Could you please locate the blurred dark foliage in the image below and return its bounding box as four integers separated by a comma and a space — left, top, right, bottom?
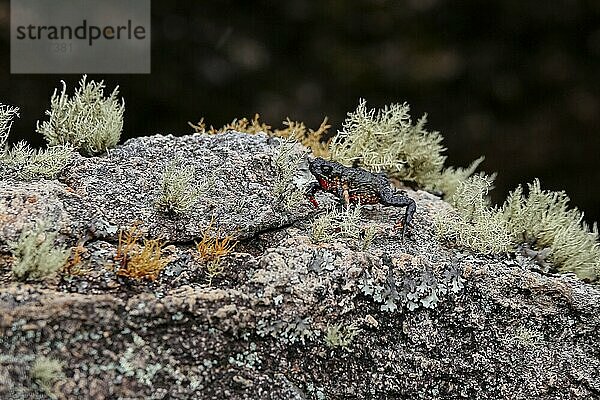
1, 0, 599, 221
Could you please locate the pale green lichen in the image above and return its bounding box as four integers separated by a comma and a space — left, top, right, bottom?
330, 99, 444, 187
310, 209, 337, 243
256, 316, 318, 345
272, 138, 306, 210
503, 179, 600, 281
30, 356, 64, 399
310, 205, 378, 249
228, 343, 262, 369
0, 103, 20, 151
1, 141, 73, 180
512, 326, 544, 347
330, 99, 482, 194
361, 225, 378, 251
117, 332, 162, 386
11, 223, 70, 281
155, 159, 206, 215
360, 262, 465, 313
324, 322, 361, 350
310, 205, 362, 243
1, 102, 73, 180
434, 174, 512, 254
435, 176, 600, 281
433, 156, 485, 199
36, 75, 124, 156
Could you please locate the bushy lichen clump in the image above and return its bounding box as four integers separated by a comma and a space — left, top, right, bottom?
1, 141, 73, 180
504, 179, 600, 281
37, 75, 124, 156
2, 77, 125, 180
310, 205, 377, 249
434, 156, 485, 199
434, 174, 512, 254
30, 356, 64, 398
1, 104, 73, 180
330, 99, 444, 186
0, 103, 20, 150
155, 159, 206, 215
10, 223, 70, 281
329, 99, 483, 195
435, 176, 600, 281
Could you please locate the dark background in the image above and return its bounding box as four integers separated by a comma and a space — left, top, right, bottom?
1, 1, 599, 222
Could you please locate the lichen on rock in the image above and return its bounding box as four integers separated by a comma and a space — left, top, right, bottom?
1, 132, 599, 399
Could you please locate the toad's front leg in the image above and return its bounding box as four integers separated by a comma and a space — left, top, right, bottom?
306, 182, 323, 207
380, 190, 416, 241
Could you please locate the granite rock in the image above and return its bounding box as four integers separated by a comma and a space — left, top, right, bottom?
0, 133, 598, 399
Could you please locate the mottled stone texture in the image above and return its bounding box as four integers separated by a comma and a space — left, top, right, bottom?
1, 133, 599, 399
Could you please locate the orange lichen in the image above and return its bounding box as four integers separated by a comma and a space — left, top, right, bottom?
62, 244, 89, 276
275, 117, 331, 158
195, 219, 237, 285
188, 114, 331, 157
195, 222, 237, 263
115, 227, 169, 281
188, 113, 271, 135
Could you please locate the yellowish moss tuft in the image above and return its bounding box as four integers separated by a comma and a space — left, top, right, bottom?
273, 117, 331, 158
195, 219, 237, 285
189, 113, 331, 157
189, 113, 271, 135
115, 227, 170, 281
62, 244, 92, 277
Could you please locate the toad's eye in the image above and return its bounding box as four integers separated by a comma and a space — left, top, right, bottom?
320, 165, 332, 174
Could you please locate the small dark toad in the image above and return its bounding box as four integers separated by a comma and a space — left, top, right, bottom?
306, 157, 416, 239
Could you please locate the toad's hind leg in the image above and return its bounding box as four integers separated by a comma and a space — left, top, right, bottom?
379, 190, 416, 240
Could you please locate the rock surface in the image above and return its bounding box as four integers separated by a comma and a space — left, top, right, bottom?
1, 132, 599, 399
